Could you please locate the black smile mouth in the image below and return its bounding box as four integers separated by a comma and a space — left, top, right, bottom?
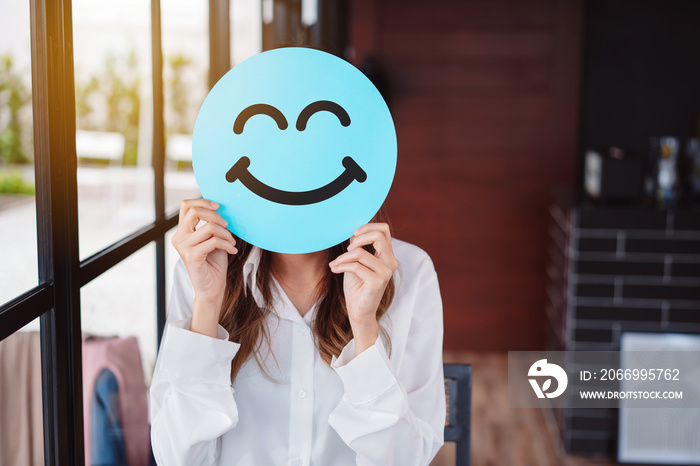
225, 156, 367, 205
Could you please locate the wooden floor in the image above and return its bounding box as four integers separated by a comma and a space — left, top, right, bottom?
430, 352, 618, 466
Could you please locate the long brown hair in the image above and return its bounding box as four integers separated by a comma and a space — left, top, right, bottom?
219, 208, 395, 381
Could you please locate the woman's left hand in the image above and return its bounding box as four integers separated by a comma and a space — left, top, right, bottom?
329, 223, 398, 354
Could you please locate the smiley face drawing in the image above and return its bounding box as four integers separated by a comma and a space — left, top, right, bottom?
192, 47, 397, 253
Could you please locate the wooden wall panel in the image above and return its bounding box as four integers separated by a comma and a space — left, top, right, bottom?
351, 0, 582, 350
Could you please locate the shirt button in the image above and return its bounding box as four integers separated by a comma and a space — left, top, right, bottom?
298, 326, 308, 334
219, 360, 228, 366
298, 389, 307, 398
292, 460, 302, 466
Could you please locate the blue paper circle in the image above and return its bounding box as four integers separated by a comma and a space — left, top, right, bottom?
192, 47, 397, 253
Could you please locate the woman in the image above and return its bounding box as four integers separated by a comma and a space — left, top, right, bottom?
150, 199, 445, 465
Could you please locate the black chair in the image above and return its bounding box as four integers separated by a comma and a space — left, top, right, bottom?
444, 364, 472, 466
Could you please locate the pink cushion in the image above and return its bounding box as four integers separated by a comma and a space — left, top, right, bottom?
82, 336, 149, 466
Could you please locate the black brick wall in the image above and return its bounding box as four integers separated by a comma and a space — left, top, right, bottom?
546, 202, 700, 457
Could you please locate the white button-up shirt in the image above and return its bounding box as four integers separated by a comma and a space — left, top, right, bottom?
150, 238, 445, 466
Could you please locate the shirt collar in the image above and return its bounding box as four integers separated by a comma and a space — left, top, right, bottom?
242, 246, 317, 326
242, 246, 262, 298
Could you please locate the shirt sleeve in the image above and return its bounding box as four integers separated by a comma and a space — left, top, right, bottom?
327, 252, 446, 466
149, 259, 241, 466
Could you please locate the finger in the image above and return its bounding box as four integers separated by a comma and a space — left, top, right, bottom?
191, 236, 237, 260
350, 223, 392, 251
180, 221, 236, 251
179, 199, 218, 225
348, 232, 398, 273
349, 234, 395, 267
183, 206, 228, 232
174, 221, 234, 254
331, 248, 388, 275
329, 261, 375, 283
348, 230, 390, 255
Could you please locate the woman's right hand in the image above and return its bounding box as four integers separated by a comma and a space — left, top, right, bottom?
171, 199, 237, 332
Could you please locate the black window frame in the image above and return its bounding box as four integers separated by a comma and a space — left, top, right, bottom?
0, 0, 231, 464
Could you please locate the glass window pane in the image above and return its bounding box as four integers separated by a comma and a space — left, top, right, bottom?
0, 1, 38, 304
80, 243, 155, 464
73, 0, 155, 259
81, 243, 157, 384
232, 0, 262, 66
162, 1, 208, 212
0, 325, 45, 464
165, 226, 179, 311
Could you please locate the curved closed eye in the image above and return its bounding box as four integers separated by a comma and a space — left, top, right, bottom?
296, 100, 351, 131
233, 104, 288, 134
